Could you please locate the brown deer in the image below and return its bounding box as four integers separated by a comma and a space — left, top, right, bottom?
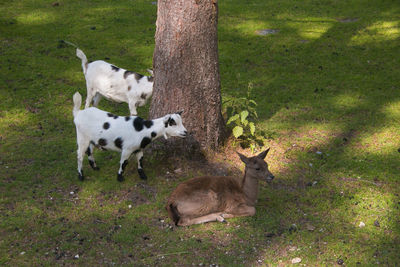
166, 149, 274, 226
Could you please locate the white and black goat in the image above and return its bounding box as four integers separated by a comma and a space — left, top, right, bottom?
76, 48, 153, 115
72, 92, 187, 182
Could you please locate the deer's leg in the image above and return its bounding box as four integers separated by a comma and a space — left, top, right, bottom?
177, 212, 226, 226
222, 204, 256, 218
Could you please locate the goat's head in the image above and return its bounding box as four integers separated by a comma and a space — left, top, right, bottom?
163, 111, 187, 139
237, 148, 275, 182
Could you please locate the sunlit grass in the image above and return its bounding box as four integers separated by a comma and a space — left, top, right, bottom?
350, 20, 400, 45
0, 110, 34, 137
381, 100, 400, 120
360, 127, 400, 152
17, 10, 56, 24
288, 19, 334, 40
332, 93, 363, 108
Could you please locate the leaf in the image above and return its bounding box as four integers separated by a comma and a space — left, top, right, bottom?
227, 114, 239, 125
250, 143, 256, 153
240, 110, 249, 123
249, 99, 257, 106
232, 126, 243, 138
247, 109, 258, 118
249, 122, 256, 135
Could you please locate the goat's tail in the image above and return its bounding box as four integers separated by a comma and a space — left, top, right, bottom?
76, 48, 88, 75
166, 202, 180, 226
73, 92, 82, 118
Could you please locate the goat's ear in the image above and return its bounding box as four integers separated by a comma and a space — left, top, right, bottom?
163, 116, 170, 127
147, 69, 153, 76
237, 152, 250, 164
257, 148, 270, 159
176, 110, 183, 116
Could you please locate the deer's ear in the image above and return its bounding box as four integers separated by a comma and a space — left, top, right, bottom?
237, 152, 250, 164
257, 148, 270, 159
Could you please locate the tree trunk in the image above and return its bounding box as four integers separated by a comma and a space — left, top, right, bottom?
150, 0, 225, 153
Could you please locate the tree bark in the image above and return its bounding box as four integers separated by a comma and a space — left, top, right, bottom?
150, 0, 225, 153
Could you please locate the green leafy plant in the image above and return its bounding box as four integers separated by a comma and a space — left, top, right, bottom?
223, 83, 262, 152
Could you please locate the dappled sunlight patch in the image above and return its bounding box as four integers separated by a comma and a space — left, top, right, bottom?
358, 127, 400, 153
287, 20, 334, 40
17, 11, 56, 25
226, 15, 334, 41
84, 6, 117, 16
381, 100, 400, 120
347, 188, 394, 235
331, 93, 362, 109
293, 176, 397, 265
349, 20, 400, 45
275, 126, 339, 155
0, 108, 36, 137
265, 104, 344, 133
233, 19, 272, 36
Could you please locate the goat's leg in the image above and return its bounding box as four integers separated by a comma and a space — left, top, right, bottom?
85, 88, 96, 109
86, 142, 99, 170
135, 150, 147, 180
92, 93, 102, 107
178, 212, 226, 226
76, 137, 89, 181
117, 150, 131, 182
128, 99, 138, 116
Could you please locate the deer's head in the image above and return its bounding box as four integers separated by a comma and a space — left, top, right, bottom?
237, 148, 275, 182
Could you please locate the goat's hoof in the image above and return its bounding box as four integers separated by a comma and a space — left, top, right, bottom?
117, 174, 124, 182
78, 172, 84, 181
89, 160, 99, 170
138, 169, 147, 180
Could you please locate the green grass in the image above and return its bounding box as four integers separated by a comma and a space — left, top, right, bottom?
1, 0, 400, 265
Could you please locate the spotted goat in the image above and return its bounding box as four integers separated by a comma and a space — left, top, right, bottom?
72, 92, 187, 182
76, 48, 153, 115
